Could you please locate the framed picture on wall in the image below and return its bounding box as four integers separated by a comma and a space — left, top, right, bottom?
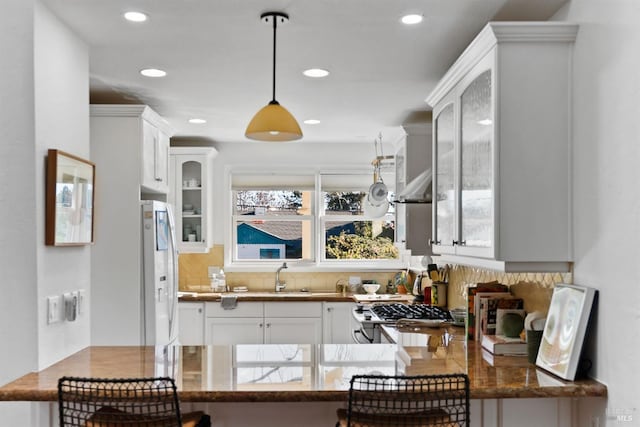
45, 149, 95, 246
536, 283, 597, 380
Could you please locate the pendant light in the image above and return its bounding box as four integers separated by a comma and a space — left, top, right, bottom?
245, 12, 302, 142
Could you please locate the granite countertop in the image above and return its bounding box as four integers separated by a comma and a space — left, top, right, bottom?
0, 336, 606, 402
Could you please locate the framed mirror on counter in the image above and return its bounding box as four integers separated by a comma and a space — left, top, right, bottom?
45, 149, 95, 246
536, 283, 597, 381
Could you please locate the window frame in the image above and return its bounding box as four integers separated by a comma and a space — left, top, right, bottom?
225, 167, 405, 271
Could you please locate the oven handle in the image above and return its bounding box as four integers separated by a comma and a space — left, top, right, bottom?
352, 328, 374, 344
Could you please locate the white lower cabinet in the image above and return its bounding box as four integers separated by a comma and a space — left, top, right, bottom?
205, 317, 263, 344
204, 301, 322, 345
322, 302, 357, 344
471, 397, 575, 427
264, 317, 322, 344
178, 302, 204, 345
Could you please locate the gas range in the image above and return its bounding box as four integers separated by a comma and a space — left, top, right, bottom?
370, 303, 453, 322
351, 303, 453, 343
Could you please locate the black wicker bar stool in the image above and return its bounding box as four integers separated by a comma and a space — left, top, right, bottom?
336, 373, 469, 427
58, 376, 210, 427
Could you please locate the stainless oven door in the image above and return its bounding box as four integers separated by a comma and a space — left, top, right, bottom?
352, 323, 380, 343
351, 305, 382, 343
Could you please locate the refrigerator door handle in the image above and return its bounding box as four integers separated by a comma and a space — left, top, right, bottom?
166, 204, 179, 343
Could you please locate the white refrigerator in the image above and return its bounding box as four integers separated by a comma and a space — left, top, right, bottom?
91, 199, 179, 346
141, 200, 179, 345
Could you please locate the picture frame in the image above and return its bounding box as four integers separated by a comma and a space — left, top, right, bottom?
536, 283, 596, 380
45, 149, 95, 246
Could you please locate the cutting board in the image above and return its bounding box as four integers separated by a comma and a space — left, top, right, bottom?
352, 294, 414, 302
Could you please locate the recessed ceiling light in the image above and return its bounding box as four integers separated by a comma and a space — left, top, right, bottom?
124, 11, 148, 22
401, 14, 423, 25
477, 119, 493, 126
188, 118, 207, 124
303, 68, 330, 78
304, 119, 320, 125
140, 68, 166, 77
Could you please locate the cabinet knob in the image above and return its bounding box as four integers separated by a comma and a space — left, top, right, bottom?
428, 238, 441, 245
327, 307, 333, 312
259, 323, 263, 328
266, 323, 271, 328
198, 308, 202, 314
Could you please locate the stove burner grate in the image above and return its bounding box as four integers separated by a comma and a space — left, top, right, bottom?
370, 303, 452, 322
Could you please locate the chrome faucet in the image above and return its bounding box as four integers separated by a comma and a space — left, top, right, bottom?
275, 262, 288, 292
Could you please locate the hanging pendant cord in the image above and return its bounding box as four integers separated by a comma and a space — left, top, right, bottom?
271, 16, 277, 103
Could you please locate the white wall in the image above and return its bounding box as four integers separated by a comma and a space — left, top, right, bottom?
0, 0, 39, 424
34, 0, 91, 369
0, 1, 90, 425
554, 1, 640, 425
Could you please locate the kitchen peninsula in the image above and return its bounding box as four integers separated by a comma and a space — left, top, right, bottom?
0, 333, 606, 427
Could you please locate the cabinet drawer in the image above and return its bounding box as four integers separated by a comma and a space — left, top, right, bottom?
264, 302, 322, 318
205, 301, 263, 318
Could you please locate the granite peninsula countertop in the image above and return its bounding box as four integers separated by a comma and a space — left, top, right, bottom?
0, 336, 606, 402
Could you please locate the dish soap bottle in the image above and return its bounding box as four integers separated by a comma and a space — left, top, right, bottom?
218, 268, 227, 292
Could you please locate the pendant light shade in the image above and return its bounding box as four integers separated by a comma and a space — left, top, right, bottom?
245, 100, 302, 141
245, 12, 302, 142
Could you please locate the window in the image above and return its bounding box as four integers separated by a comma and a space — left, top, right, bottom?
230, 171, 400, 267
320, 173, 398, 262
231, 174, 315, 262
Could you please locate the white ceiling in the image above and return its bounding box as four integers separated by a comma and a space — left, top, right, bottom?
42, 0, 567, 145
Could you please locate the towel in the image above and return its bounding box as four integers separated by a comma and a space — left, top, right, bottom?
220, 294, 238, 310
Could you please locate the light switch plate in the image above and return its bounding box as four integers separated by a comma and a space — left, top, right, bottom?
77, 289, 86, 314
47, 296, 61, 324
208, 266, 219, 278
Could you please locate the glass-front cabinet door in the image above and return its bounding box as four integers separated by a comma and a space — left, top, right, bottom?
432, 102, 456, 253
179, 159, 204, 246
459, 69, 493, 253
431, 57, 494, 259
170, 147, 217, 253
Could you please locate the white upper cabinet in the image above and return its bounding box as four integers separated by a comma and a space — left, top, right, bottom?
90, 105, 174, 195
426, 22, 578, 272
169, 147, 218, 253
141, 119, 171, 193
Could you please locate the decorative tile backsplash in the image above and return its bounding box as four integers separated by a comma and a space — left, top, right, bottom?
179, 246, 571, 314
447, 264, 573, 313
178, 245, 397, 293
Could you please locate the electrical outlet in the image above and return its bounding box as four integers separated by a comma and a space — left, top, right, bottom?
207, 266, 219, 279
47, 296, 61, 324
63, 292, 77, 322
